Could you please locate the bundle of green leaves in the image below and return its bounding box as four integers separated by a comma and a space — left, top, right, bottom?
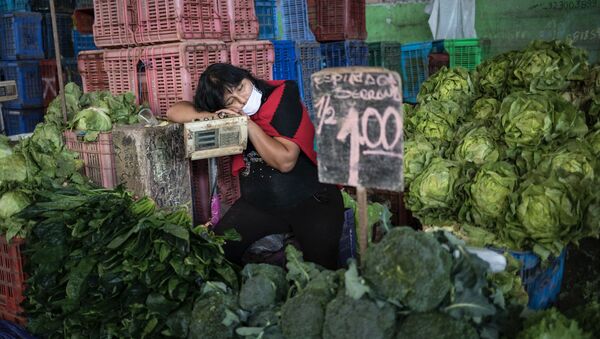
20, 185, 238, 338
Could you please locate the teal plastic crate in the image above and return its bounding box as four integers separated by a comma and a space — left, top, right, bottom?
368, 42, 402, 75
0, 0, 30, 13
400, 41, 432, 103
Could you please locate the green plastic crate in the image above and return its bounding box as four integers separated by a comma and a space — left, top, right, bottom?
368, 42, 402, 75
444, 38, 481, 71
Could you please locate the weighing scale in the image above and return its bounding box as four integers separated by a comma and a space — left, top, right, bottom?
183, 116, 248, 224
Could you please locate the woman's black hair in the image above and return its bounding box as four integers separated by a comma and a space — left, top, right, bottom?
194, 63, 273, 112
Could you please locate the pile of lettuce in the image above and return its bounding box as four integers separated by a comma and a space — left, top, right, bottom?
404, 40, 600, 259
0, 83, 143, 239
46, 83, 143, 141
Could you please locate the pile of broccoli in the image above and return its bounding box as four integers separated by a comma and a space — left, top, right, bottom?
186, 226, 531, 339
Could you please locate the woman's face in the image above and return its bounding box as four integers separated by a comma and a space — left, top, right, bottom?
222, 78, 253, 113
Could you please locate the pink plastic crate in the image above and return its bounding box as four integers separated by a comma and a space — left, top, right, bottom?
216, 0, 259, 41
135, 0, 222, 44
78, 50, 110, 93
0, 236, 26, 326
229, 40, 274, 80
217, 156, 241, 206
64, 131, 118, 188
141, 41, 228, 117
103, 47, 142, 99
93, 0, 137, 47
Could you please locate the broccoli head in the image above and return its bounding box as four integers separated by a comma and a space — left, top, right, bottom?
517, 309, 592, 339
395, 312, 478, 339
239, 264, 288, 312
363, 227, 452, 312
322, 294, 396, 339
188, 289, 240, 339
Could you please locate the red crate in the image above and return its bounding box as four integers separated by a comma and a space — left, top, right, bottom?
64, 131, 118, 188
93, 0, 136, 47
229, 40, 274, 80
313, 0, 366, 42
191, 159, 211, 225
78, 50, 110, 93
428, 52, 449, 76
0, 236, 26, 326
135, 0, 222, 44
217, 156, 241, 206
73, 8, 94, 34
218, 0, 259, 41
103, 48, 142, 98
39, 59, 59, 107
141, 41, 228, 117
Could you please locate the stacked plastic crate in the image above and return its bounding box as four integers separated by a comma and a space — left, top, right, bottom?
275, 0, 321, 122
91, 0, 273, 222
314, 0, 368, 69
0, 10, 45, 136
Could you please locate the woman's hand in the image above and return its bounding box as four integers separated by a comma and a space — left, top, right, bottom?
215, 108, 245, 118
166, 101, 217, 123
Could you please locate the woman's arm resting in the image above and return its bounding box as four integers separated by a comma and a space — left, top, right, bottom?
166, 101, 216, 123
248, 120, 300, 173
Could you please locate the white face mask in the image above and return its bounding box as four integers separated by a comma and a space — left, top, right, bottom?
242, 85, 262, 116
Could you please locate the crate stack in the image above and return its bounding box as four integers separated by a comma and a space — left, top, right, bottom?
271, 0, 322, 121
0, 9, 45, 136
312, 0, 368, 69
89, 0, 275, 222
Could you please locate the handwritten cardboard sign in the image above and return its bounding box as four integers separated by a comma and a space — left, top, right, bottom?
311, 67, 404, 191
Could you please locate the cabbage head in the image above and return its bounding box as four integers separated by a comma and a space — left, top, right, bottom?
0, 191, 31, 219
517, 308, 592, 339
406, 157, 464, 223
403, 136, 436, 187
453, 125, 501, 165
411, 100, 462, 143
500, 92, 554, 148
474, 53, 512, 99
509, 40, 589, 92
469, 97, 500, 122
538, 139, 596, 193
72, 107, 113, 131
507, 175, 581, 257
417, 67, 475, 105
462, 161, 518, 227
0, 137, 27, 183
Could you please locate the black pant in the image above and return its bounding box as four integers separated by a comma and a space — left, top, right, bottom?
213, 185, 344, 270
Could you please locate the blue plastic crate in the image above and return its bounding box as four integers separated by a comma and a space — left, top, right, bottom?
72, 30, 97, 57
296, 41, 321, 121
2, 107, 44, 136
75, 0, 93, 8
338, 208, 357, 268
490, 248, 566, 310
0, 12, 44, 60
0, 61, 43, 109
42, 12, 74, 58
255, 0, 278, 40
0, 0, 30, 13
282, 0, 314, 41
30, 0, 74, 12
321, 40, 369, 68
272, 40, 299, 81
400, 41, 432, 103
